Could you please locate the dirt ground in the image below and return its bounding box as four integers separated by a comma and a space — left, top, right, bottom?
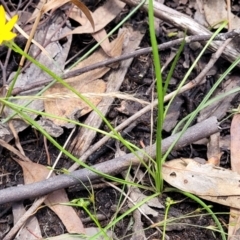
0, 0, 239, 239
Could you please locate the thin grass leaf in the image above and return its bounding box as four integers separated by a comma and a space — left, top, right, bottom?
148, 0, 164, 192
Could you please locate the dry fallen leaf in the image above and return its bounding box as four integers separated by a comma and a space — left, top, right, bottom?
230, 114, 240, 171
30, 0, 94, 30
0, 14, 72, 143
12, 202, 42, 240
70, 0, 94, 30
203, 0, 240, 29
228, 114, 240, 239
162, 158, 240, 208
44, 31, 125, 126
67, 0, 125, 35
44, 79, 106, 126
14, 159, 85, 234
66, 0, 125, 56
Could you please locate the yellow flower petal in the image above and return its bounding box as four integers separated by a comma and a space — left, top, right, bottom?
5, 15, 18, 32
0, 6, 6, 28
2, 31, 16, 41
0, 5, 18, 44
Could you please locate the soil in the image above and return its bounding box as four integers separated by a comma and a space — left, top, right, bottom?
0, 0, 238, 239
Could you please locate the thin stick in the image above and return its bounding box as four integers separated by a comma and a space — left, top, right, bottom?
120, 0, 240, 65
0, 116, 219, 205
11, 30, 239, 95
19, 1, 46, 68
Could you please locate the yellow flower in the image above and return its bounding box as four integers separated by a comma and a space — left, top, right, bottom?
0, 5, 18, 45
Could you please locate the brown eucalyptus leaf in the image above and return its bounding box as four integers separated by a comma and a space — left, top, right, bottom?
42, 0, 70, 13
230, 114, 240, 171
91, 29, 111, 57
228, 114, 240, 239
28, 0, 70, 23
70, 0, 94, 30
66, 0, 125, 56
44, 79, 106, 126
67, 0, 125, 34
163, 158, 240, 208
163, 158, 240, 197
44, 32, 125, 126
203, 0, 240, 29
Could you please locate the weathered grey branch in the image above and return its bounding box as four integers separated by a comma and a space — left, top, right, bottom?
120, 0, 240, 65
0, 117, 218, 204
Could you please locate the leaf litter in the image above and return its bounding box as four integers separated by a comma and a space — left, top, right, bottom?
66, 0, 125, 56
13, 158, 85, 234
1, 0, 240, 239
43, 30, 126, 127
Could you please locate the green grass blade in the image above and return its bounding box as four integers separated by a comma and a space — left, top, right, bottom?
148, 0, 164, 192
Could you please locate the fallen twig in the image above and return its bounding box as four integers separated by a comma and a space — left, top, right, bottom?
120, 0, 240, 65
0, 116, 218, 205
11, 30, 239, 95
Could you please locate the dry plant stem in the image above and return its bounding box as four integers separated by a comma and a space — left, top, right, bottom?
10, 31, 239, 95
8, 121, 25, 156
227, 0, 232, 30
3, 48, 12, 85
120, 0, 240, 65
7, 13, 69, 85
81, 214, 107, 223
19, 1, 44, 68
0, 61, 6, 85
0, 139, 31, 162
0, 0, 10, 13
44, 136, 51, 165
0, 116, 218, 205
192, 38, 232, 83
47, 127, 76, 178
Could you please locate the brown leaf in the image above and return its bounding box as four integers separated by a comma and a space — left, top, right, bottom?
203, 0, 240, 29
228, 114, 240, 239
45, 189, 85, 234
43, 33, 125, 126
163, 158, 240, 196
91, 29, 111, 57
44, 79, 106, 126
162, 158, 240, 208
15, 160, 85, 234
66, 0, 125, 56
67, 0, 125, 34
70, 0, 94, 31
230, 114, 240, 171
42, 0, 70, 13
40, 0, 94, 31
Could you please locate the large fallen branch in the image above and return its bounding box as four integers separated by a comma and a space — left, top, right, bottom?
121, 0, 240, 66
0, 116, 218, 204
